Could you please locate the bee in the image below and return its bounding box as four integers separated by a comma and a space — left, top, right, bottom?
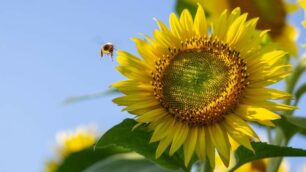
100, 42, 114, 60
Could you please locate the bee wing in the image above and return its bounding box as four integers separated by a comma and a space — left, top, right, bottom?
100, 49, 103, 58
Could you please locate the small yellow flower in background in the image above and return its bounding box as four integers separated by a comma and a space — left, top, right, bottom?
236, 159, 288, 172
214, 139, 289, 172
113, 4, 294, 168
177, 0, 298, 55
299, 0, 306, 27
44, 126, 97, 172
215, 158, 288, 172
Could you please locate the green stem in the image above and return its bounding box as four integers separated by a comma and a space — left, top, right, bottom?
195, 159, 212, 172
267, 63, 298, 172
267, 127, 288, 172
267, 127, 273, 144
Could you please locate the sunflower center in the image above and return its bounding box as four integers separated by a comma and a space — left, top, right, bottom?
152, 37, 248, 126
162, 51, 230, 110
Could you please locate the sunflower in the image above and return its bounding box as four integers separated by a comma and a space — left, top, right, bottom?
176, 0, 298, 55
113, 5, 294, 168
44, 126, 97, 172
300, 0, 306, 27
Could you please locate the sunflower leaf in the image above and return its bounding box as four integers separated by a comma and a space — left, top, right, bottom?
56, 145, 128, 172
273, 116, 300, 140
285, 116, 306, 130
95, 118, 186, 170
84, 153, 182, 172
230, 142, 306, 171
274, 115, 306, 139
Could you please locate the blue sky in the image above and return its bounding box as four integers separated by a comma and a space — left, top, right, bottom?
0, 0, 305, 171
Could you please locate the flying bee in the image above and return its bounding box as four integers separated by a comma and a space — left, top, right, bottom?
100, 42, 114, 60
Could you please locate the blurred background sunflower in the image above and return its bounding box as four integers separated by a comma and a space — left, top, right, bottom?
176, 0, 298, 56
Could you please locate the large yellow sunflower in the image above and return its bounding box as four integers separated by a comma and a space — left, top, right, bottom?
44, 126, 97, 172
113, 5, 294, 168
177, 0, 298, 55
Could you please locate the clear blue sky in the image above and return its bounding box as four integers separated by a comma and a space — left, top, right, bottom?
0, 0, 305, 171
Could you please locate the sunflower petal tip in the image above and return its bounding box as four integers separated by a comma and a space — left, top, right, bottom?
232, 7, 241, 14
155, 149, 164, 159
196, 2, 204, 9
249, 146, 255, 154
184, 159, 190, 167
132, 123, 142, 131
131, 37, 141, 43
168, 149, 175, 156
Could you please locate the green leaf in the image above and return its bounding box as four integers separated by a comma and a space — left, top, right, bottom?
274, 115, 306, 139
294, 83, 306, 105
85, 153, 183, 172
95, 119, 186, 171
64, 88, 119, 104
56, 146, 128, 172
175, 0, 197, 17
285, 116, 306, 130
230, 142, 306, 171
273, 116, 299, 140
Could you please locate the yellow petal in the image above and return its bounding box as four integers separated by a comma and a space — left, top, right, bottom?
150, 117, 175, 143
169, 122, 189, 155
224, 120, 255, 152
245, 88, 293, 101
169, 13, 184, 39
132, 38, 155, 66
112, 80, 153, 94
156, 136, 172, 158
193, 4, 208, 37
136, 108, 167, 123
116, 65, 151, 82
117, 50, 153, 71
225, 114, 258, 139
241, 100, 296, 111
195, 127, 206, 160
227, 7, 242, 26
180, 9, 194, 38
212, 10, 228, 40
205, 129, 215, 169
208, 124, 230, 167
226, 14, 248, 46
122, 100, 160, 111
183, 127, 198, 166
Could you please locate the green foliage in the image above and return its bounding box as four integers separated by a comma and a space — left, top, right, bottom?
287, 58, 306, 94
294, 83, 306, 105
175, 0, 197, 17
56, 146, 128, 172
285, 116, 306, 130
85, 153, 182, 172
230, 142, 306, 171
273, 115, 306, 140
95, 119, 186, 171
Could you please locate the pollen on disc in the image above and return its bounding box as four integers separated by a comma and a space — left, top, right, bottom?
161, 51, 230, 111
